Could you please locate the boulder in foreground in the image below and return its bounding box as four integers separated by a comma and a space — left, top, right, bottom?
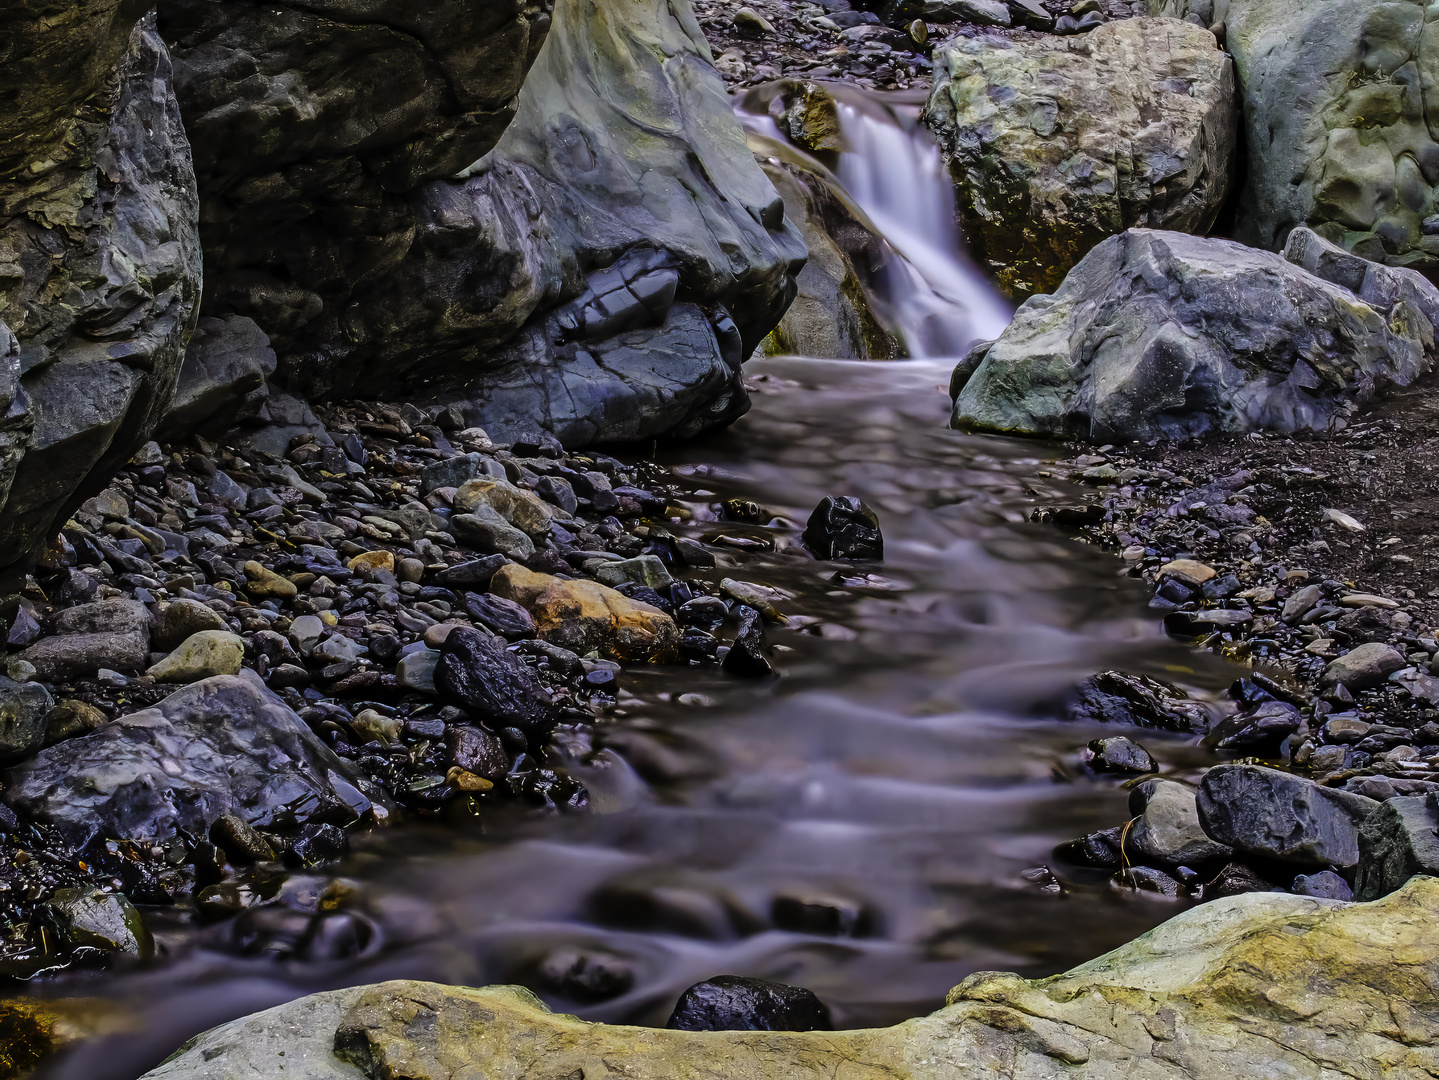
952, 227, 1439, 441
144, 877, 1439, 1080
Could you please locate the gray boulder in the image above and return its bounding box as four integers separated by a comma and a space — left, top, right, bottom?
1354, 795, 1439, 901
1197, 764, 1380, 867
0, 9, 200, 584
1322, 641, 1408, 692
1151, 0, 1439, 272
923, 17, 1235, 298
952, 228, 1439, 441
1128, 780, 1231, 867
2, 670, 381, 846
0, 675, 53, 763
159, 315, 276, 438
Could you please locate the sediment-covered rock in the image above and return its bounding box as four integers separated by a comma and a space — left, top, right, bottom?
1152, 0, 1439, 270
144, 877, 1439, 1080
923, 17, 1235, 298
0, 8, 201, 582
952, 228, 1439, 441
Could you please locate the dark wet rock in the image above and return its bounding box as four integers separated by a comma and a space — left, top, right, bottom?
288, 822, 349, 868
1079, 735, 1156, 775
44, 886, 152, 958
1322, 642, 1407, 692
529, 946, 635, 1004
0, 11, 200, 583
722, 606, 774, 678
1292, 870, 1353, 902
0, 676, 53, 764
210, 813, 275, 865
435, 556, 509, 590
160, 315, 276, 438
1112, 865, 1185, 900
1354, 796, 1439, 902
1128, 780, 1231, 868
1204, 700, 1303, 752
2, 671, 378, 846
923, 18, 1234, 298
771, 888, 875, 937
1202, 862, 1278, 900
802, 496, 883, 561
1063, 670, 1210, 733
19, 598, 151, 681
952, 229, 1439, 442
435, 627, 558, 735
1197, 764, 1380, 867
464, 593, 535, 641
446, 725, 509, 782
667, 975, 832, 1032
589, 868, 761, 940
1056, 824, 1126, 868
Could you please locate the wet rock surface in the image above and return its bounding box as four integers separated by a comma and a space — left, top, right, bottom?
924, 18, 1235, 298
667, 975, 833, 1031
953, 228, 1439, 442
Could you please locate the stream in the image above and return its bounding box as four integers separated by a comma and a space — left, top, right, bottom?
33, 92, 1242, 1079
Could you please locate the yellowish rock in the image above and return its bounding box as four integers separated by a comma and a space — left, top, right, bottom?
488, 563, 557, 607
243, 561, 297, 600
453, 478, 553, 537
146, 631, 246, 683
347, 550, 395, 578
532, 578, 677, 663
1158, 558, 1215, 585
144, 877, 1439, 1080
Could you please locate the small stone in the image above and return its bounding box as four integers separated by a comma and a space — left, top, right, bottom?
1281, 584, 1323, 624
1202, 862, 1276, 899
46, 887, 152, 957
667, 976, 830, 1032
1112, 865, 1185, 900
396, 649, 441, 694
1128, 780, 1231, 867
146, 630, 247, 682
435, 555, 508, 589
244, 560, 298, 601
530, 578, 679, 664
447, 725, 508, 780
152, 597, 229, 651
593, 554, 674, 591
42, 698, 105, 746
452, 506, 535, 560
465, 593, 535, 641
288, 614, 326, 656
803, 496, 883, 561
1078, 735, 1156, 774
1205, 700, 1303, 751
1159, 559, 1216, 585
1322, 508, 1366, 532
722, 606, 773, 678
397, 558, 425, 584
732, 6, 776, 34
210, 813, 276, 863
348, 550, 395, 578
1292, 870, 1353, 901
0, 676, 54, 763
1339, 593, 1400, 609
288, 822, 348, 867
1323, 642, 1406, 691
353, 708, 402, 745
445, 766, 493, 792
453, 478, 553, 538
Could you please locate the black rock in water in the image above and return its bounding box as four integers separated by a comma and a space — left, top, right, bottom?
1064, 670, 1210, 733
1079, 735, 1156, 775
722, 606, 773, 678
1203, 862, 1278, 899
666, 975, 832, 1032
436, 627, 558, 735
803, 496, 883, 560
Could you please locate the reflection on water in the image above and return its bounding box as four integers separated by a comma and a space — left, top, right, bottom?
35, 359, 1242, 1079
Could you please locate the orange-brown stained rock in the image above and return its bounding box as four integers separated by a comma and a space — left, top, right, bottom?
532, 579, 677, 663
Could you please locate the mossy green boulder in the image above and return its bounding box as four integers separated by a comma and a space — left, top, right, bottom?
145, 875, 1439, 1079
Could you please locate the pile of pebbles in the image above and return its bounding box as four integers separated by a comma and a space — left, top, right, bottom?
0, 401, 877, 977
1029, 408, 1439, 907
694, 0, 1147, 94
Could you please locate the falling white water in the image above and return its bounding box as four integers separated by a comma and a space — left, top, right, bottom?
741, 96, 1011, 359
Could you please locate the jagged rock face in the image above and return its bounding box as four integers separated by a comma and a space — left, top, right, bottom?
162, 0, 805, 446
1152, 0, 1439, 270
0, 9, 200, 582
952, 228, 1439, 442
923, 18, 1236, 299
144, 877, 1439, 1080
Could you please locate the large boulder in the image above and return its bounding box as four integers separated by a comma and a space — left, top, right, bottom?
952, 227, 1439, 441
923, 17, 1236, 299
144, 877, 1439, 1080
1152, 0, 1439, 271
0, 8, 200, 583
162, 0, 805, 446
2, 670, 380, 846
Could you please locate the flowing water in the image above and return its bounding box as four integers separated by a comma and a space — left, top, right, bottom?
31, 96, 1240, 1079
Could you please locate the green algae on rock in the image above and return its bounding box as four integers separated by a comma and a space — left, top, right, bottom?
144, 876, 1439, 1080
923, 17, 1235, 300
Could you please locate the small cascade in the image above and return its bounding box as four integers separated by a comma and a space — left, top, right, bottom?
739, 91, 1011, 358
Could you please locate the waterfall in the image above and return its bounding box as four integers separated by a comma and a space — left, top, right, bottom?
740, 90, 1011, 359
